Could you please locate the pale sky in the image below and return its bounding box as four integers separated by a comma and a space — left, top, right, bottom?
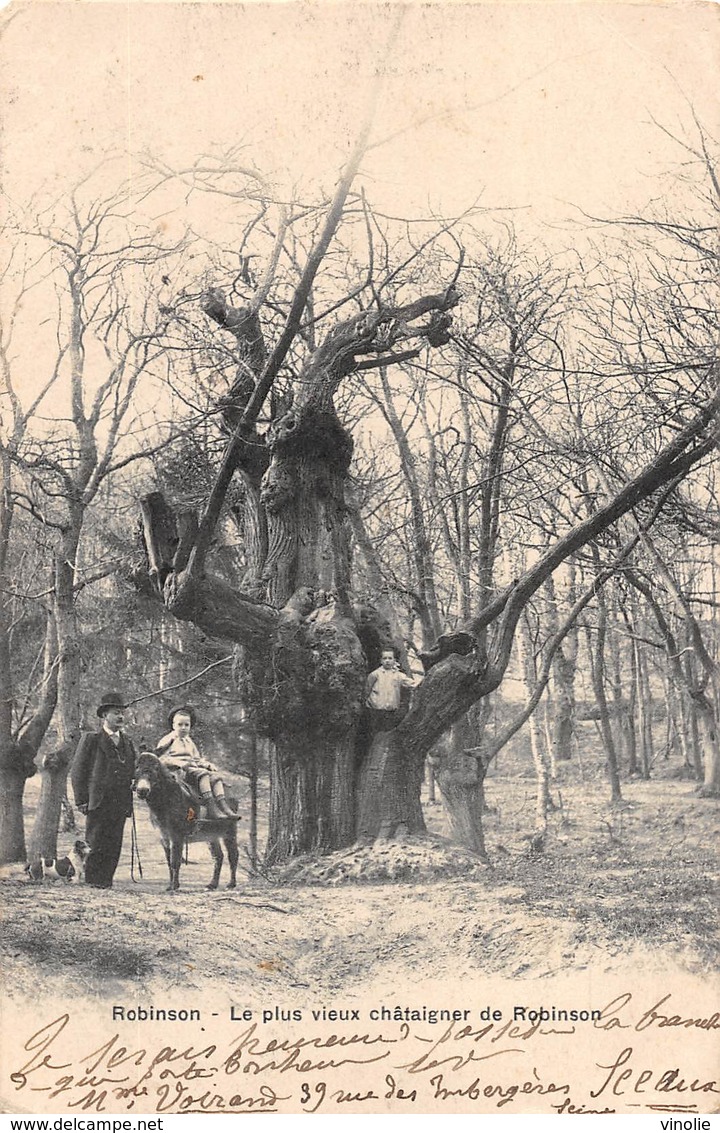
1, 1, 719, 232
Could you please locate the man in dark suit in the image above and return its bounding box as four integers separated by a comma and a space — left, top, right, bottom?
71, 692, 137, 889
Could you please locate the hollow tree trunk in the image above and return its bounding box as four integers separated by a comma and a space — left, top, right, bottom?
256, 372, 449, 855
356, 726, 426, 842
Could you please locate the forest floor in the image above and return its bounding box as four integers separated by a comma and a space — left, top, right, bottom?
2, 737, 718, 1008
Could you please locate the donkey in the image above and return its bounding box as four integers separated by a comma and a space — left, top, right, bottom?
134, 751, 240, 892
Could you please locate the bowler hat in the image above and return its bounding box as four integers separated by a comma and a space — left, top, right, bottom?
97, 692, 127, 717
168, 705, 197, 729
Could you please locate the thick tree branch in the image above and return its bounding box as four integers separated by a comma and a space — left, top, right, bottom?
354, 348, 421, 372
165, 568, 278, 651
474, 377, 720, 666
397, 378, 719, 755
485, 480, 676, 760
187, 22, 403, 579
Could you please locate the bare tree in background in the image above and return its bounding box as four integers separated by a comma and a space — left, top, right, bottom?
0, 178, 183, 860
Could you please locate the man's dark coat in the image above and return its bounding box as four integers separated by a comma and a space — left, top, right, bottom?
72, 729, 136, 813
71, 729, 137, 887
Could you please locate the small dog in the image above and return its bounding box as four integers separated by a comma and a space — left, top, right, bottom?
41, 856, 76, 882
71, 839, 92, 883
25, 843, 90, 883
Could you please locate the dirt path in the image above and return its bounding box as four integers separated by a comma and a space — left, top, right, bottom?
2, 773, 718, 1008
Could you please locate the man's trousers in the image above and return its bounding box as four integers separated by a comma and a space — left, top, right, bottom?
85, 795, 129, 888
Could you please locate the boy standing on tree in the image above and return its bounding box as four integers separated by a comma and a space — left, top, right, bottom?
365, 647, 423, 734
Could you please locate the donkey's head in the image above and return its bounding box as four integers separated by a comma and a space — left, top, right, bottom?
133, 751, 164, 801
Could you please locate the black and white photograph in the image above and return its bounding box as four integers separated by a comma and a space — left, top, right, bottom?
0, 0, 718, 1117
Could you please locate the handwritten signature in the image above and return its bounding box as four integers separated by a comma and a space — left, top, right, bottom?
5, 992, 718, 1114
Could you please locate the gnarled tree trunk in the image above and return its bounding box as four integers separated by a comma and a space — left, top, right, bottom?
431, 715, 489, 859
137, 278, 461, 862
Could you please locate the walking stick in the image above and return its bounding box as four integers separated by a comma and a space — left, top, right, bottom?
130, 799, 144, 882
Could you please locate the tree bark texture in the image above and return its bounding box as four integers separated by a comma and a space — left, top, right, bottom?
623, 620, 640, 775
683, 656, 705, 781
426, 711, 490, 857
697, 671, 720, 796
0, 608, 58, 863
30, 531, 82, 860
0, 753, 34, 863
261, 406, 353, 608
434, 728, 489, 860
518, 617, 554, 826
586, 602, 624, 805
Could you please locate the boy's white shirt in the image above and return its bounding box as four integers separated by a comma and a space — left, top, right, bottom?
156, 732, 203, 763
366, 666, 421, 710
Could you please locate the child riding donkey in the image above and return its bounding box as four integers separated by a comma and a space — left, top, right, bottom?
155, 706, 238, 819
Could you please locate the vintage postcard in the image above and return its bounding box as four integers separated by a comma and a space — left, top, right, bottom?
1, 0, 718, 1118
